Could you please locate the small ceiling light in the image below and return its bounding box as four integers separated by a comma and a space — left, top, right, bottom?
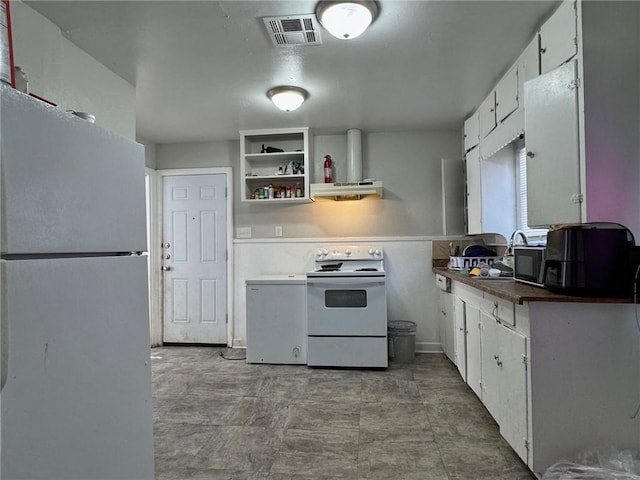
316, 1, 378, 40
267, 86, 309, 112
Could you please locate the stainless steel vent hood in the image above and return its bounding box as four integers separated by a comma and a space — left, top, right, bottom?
310, 129, 383, 201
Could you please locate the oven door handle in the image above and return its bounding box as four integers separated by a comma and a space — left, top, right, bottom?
307, 278, 385, 288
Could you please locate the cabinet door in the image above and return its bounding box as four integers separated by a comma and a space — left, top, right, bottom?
497, 324, 528, 464
439, 290, 456, 362
465, 148, 482, 234
463, 111, 480, 152
495, 65, 518, 123
453, 297, 467, 379
519, 35, 540, 87
478, 91, 497, 139
480, 312, 501, 420
540, 0, 577, 74
465, 303, 482, 398
524, 60, 581, 226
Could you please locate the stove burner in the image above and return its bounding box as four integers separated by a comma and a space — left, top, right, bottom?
319, 263, 342, 272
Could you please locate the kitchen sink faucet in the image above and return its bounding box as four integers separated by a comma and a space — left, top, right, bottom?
507, 230, 529, 255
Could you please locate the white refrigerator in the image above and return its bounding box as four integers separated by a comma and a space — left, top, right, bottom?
0, 86, 155, 479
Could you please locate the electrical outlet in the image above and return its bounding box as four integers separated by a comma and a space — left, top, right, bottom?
275, 225, 283, 237
236, 227, 252, 239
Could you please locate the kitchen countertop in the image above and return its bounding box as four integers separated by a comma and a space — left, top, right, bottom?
433, 267, 636, 305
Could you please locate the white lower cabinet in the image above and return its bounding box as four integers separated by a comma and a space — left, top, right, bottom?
464, 303, 482, 398
451, 282, 529, 465
495, 321, 527, 463
438, 289, 456, 362
453, 296, 467, 379
446, 278, 640, 476
480, 312, 502, 419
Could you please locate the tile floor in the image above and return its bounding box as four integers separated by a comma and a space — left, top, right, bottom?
152, 346, 535, 480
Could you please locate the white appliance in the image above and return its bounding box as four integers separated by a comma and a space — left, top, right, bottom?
0, 86, 155, 479
246, 274, 307, 364
306, 245, 387, 367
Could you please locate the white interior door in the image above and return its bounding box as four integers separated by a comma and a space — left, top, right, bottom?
162, 174, 227, 344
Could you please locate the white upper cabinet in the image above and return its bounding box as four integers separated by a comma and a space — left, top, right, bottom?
519, 36, 540, 87
495, 64, 519, 123
524, 60, 581, 226
240, 128, 310, 203
539, 0, 578, 74
463, 111, 480, 152
478, 91, 497, 139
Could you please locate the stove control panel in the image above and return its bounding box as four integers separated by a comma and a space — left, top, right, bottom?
315, 245, 383, 261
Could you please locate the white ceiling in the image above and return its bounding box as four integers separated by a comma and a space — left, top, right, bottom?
25, 0, 560, 144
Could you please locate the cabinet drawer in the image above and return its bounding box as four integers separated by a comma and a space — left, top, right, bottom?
435, 273, 450, 292
482, 293, 515, 326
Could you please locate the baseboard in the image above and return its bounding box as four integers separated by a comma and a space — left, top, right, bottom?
415, 341, 444, 354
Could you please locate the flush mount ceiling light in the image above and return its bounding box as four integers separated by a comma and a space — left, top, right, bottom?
315, 1, 378, 40
267, 86, 309, 112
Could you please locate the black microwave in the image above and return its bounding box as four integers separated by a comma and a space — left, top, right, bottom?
514, 247, 546, 287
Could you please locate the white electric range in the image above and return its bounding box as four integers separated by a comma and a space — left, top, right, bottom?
306, 245, 388, 368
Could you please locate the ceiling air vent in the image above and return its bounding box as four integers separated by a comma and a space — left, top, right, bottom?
262, 15, 322, 46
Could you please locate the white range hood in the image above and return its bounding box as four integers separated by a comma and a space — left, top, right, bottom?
310, 180, 383, 201
310, 129, 383, 201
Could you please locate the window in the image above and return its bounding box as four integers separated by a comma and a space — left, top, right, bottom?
516, 142, 548, 244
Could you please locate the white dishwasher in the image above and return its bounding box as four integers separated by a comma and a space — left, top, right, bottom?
245, 275, 307, 364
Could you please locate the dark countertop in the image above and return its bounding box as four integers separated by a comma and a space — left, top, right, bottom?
433, 267, 635, 305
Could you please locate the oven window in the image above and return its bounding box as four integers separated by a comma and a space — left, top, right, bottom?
325, 290, 367, 308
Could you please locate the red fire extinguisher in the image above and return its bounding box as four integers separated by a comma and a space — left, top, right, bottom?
323, 155, 333, 183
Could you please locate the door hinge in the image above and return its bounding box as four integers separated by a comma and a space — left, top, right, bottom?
226, 313, 228, 324
570, 193, 584, 204
569, 78, 580, 90
523, 354, 528, 370
525, 439, 530, 451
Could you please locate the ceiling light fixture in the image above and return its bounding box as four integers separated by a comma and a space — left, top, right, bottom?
266, 86, 309, 112
315, 1, 378, 40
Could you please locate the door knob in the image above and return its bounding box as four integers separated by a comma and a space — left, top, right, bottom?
161, 266, 171, 271
162, 242, 171, 248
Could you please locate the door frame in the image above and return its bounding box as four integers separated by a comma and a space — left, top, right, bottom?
152, 168, 234, 346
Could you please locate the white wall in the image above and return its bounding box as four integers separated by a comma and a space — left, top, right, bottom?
9, 1, 136, 140
234, 238, 441, 353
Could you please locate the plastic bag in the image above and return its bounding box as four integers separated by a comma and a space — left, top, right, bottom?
542, 447, 640, 480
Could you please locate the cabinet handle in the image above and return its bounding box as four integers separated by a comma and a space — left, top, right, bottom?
526, 151, 535, 158
541, 47, 547, 54
494, 355, 502, 367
